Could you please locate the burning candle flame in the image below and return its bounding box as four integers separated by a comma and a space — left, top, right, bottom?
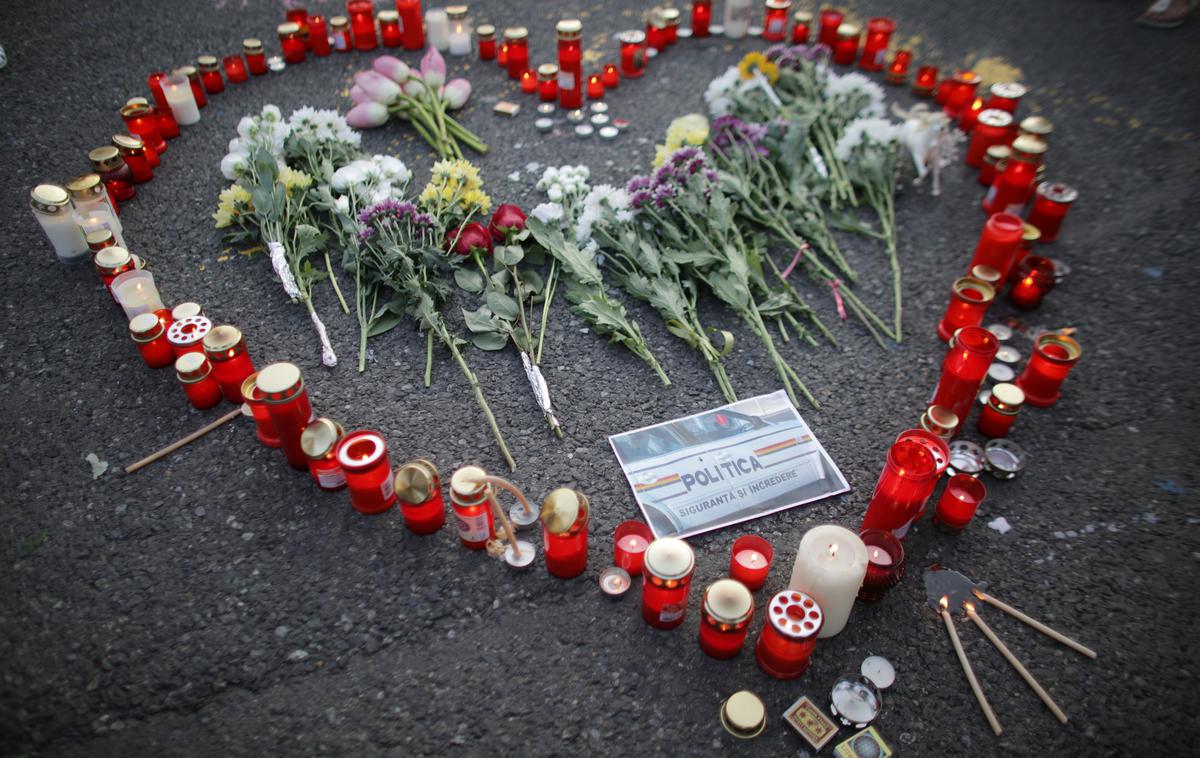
827, 542, 838, 559
939, 595, 948, 610
964, 600, 975, 613
1058, 327, 1077, 336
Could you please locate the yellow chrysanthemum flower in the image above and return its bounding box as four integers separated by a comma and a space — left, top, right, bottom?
737, 51, 779, 84
461, 188, 491, 214
213, 185, 253, 228
652, 113, 709, 166
279, 167, 313, 194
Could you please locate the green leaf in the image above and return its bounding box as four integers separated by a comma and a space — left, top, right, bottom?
461, 305, 499, 333
471, 331, 509, 350
367, 311, 403, 336
517, 269, 544, 295
486, 291, 520, 321
495, 244, 525, 266
454, 268, 486, 293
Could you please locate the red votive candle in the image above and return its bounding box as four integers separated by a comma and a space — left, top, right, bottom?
505, 27, 529, 79
912, 65, 938, 97
286, 7, 310, 48
378, 10, 402, 47
301, 418, 347, 492
692, 0, 712, 37
244, 38, 268, 75
699, 579, 754, 659
958, 97, 984, 132
396, 0, 425, 50
817, 8, 844, 47
587, 74, 605, 100
859, 17, 895, 71
977, 382, 1025, 438
537, 64, 559, 101
936, 277, 996, 342
395, 459, 446, 534
646, 11, 668, 52
965, 109, 1014, 168
520, 69, 537, 93
477, 24, 496, 59
223, 55, 248, 82
202, 325, 256, 404
1016, 332, 1081, 407
983, 135, 1047, 215
112, 135, 154, 183
934, 474, 987, 533
860, 438, 939, 533
619, 30, 648, 79
279, 23, 306, 64
886, 50, 911, 84
145, 73, 178, 138
979, 144, 1010, 187
832, 23, 860, 65
129, 312, 174, 368
763, 0, 792, 41
166, 316, 213, 358
1027, 182, 1078, 243
331, 16, 352, 51
931, 325, 1000, 424
449, 467, 496, 549
662, 7, 681, 44
614, 520, 652, 575
241, 373, 281, 448
602, 63, 619, 89
1008, 255, 1057, 309
755, 590, 822, 679
791, 10, 812, 43
176, 353, 223, 410
968, 212, 1025, 282
729, 535, 774, 591
1009, 222, 1041, 282
257, 362, 314, 471
541, 488, 590, 579
197, 55, 224, 93
119, 104, 166, 155
857, 530, 905, 602
497, 41, 508, 67
337, 430, 396, 514
94, 248, 135, 298
943, 70, 980, 119
985, 82, 1026, 114
347, 0, 378, 50
556, 19, 583, 109
89, 146, 135, 203
641, 537, 695, 629
309, 15, 332, 56
893, 428, 951, 529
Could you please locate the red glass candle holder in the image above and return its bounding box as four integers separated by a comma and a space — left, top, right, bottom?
619, 30, 648, 79
541, 488, 590, 579
832, 24, 860, 65
692, 0, 712, 36
536, 64, 559, 101
520, 69, 537, 94
983, 135, 1046, 215
859, 17, 895, 71
449, 467, 496, 549
257, 362, 314, 471
857, 529, 904, 602
586, 74, 605, 100
934, 474, 987, 533
931, 325, 1000, 424
1027, 182, 1077, 243
129, 312, 174, 368
331, 16, 352, 51
286, 7, 310, 48
279, 23, 306, 64
985, 82, 1026, 114
755, 590, 822, 679
942, 70, 979, 119
860, 438, 939, 533
646, 11, 668, 52
1009, 222, 1040, 281
602, 63, 619, 89
912, 65, 938, 97
504, 28, 529, 80
395, 459, 446, 534
936, 277, 996, 342
175, 353, 223, 410
378, 10, 402, 47
166, 316, 213, 358
791, 10, 812, 43
309, 15, 332, 56
112, 136, 154, 183
979, 144, 1010, 187
497, 41, 508, 67
729, 535, 774, 591
894, 428, 951, 527
241, 373, 281, 448
614, 520, 652, 575
1016, 332, 1081, 407
1008, 255, 1057, 309
337, 430, 396, 514
556, 19, 583, 109
698, 579, 755, 659
662, 7, 681, 44
763, 0, 792, 41
223, 55, 249, 83
244, 38, 268, 75
477, 24, 496, 59
958, 97, 984, 132
202, 325, 256, 404
642, 537, 695, 629
301, 418, 347, 491
885, 49, 911, 85
968, 212, 1025, 282
978, 382, 1025, 438
817, 8, 844, 47
94, 246, 135, 299
396, 0, 425, 50
347, 0, 378, 50
965, 109, 1014, 168
89, 146, 135, 203
197, 55, 224, 94
119, 104, 166, 155
87, 229, 116, 259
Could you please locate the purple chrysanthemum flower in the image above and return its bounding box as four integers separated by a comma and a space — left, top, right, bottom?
669, 146, 701, 167
652, 164, 677, 186
629, 189, 652, 209
356, 226, 375, 243
703, 169, 718, 183
626, 175, 652, 193
652, 183, 676, 207
685, 157, 706, 176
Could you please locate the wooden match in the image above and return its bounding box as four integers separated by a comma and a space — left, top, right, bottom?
124, 407, 244, 474
965, 601, 1069, 724
940, 598, 1003, 736
973, 588, 1098, 660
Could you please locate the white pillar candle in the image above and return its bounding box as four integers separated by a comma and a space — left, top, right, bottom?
111, 270, 166, 320
447, 6, 471, 55
426, 9, 451, 51
162, 73, 200, 125
788, 524, 869, 638
723, 0, 753, 38
30, 184, 88, 262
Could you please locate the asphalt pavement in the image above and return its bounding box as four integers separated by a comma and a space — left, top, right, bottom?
2, 0, 1198, 756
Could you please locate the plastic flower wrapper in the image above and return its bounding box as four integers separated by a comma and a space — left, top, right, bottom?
526, 165, 670, 386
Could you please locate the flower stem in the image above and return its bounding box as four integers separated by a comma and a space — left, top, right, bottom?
434, 319, 515, 470
325, 249, 350, 315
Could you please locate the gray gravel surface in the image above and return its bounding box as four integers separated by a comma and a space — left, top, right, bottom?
2, 0, 1198, 756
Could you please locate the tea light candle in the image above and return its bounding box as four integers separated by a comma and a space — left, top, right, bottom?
520, 69, 537, 93
788, 525, 869, 638
729, 535, 774, 591
934, 474, 987, 533
613, 520, 652, 575
857, 529, 905, 602
912, 65, 938, 97
162, 72, 200, 125
587, 74, 604, 100
600, 566, 632, 597
111, 270, 166, 321
886, 50, 911, 85
1016, 332, 1081, 407
1008, 255, 1057, 309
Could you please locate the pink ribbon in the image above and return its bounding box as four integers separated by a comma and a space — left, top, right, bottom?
829, 279, 847, 320
780, 243, 811, 279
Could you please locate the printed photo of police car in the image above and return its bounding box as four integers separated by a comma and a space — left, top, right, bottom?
609, 390, 850, 539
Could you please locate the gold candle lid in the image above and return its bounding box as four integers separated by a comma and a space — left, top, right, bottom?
476, 23, 496, 37
243, 37, 264, 52
836, 22, 860, 37
174, 64, 198, 77
793, 10, 813, 22
984, 144, 1011, 162
450, 465, 487, 496
537, 63, 559, 78
30, 183, 71, 214
86, 229, 115, 249
395, 459, 440, 504
301, 418, 344, 459
969, 265, 1001, 285
377, 10, 399, 22
112, 134, 145, 153
977, 109, 1013, 129
256, 362, 304, 403
94, 246, 132, 269
644, 537, 694, 580
277, 22, 301, 35
129, 312, 165, 341
330, 16, 348, 29
556, 18, 582, 39
989, 383, 1025, 413
202, 325, 245, 357
540, 487, 588, 534
88, 146, 123, 172
446, 5, 468, 20
990, 81, 1026, 99
1011, 135, 1047, 157
503, 26, 528, 40
720, 691, 766, 739
1019, 115, 1053, 136
703, 579, 754, 625
197, 55, 219, 70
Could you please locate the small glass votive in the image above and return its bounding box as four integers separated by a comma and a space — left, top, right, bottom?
1016, 332, 1081, 407
111, 270, 166, 321
336, 430, 397, 514
175, 353, 223, 410
641, 537, 696, 630
1008, 255, 1057, 309
977, 382, 1025, 438
698, 578, 755, 659
541, 488, 590, 579
128, 312, 175, 369
912, 65, 938, 96
857, 529, 905, 602
729, 535, 773, 591
933, 474, 987, 533
614, 520, 652, 575
885, 50, 911, 85
602, 63, 619, 89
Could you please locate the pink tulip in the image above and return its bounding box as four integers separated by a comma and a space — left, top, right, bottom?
350, 85, 372, 105
345, 102, 390, 129
353, 70, 401, 105
442, 78, 472, 110
372, 55, 411, 83
419, 46, 447, 88
403, 75, 426, 98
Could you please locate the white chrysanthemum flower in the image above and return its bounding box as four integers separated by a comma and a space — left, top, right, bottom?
220, 151, 249, 180
376, 155, 411, 185
261, 104, 282, 122
704, 66, 740, 116
334, 195, 350, 215
834, 117, 902, 161
825, 71, 886, 118
236, 116, 255, 140
531, 202, 564, 225
547, 185, 563, 202
331, 163, 367, 192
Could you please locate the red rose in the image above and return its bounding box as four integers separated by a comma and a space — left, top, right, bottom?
489, 203, 528, 242
445, 222, 493, 256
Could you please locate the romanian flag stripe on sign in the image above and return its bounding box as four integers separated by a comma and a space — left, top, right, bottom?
634, 473, 683, 492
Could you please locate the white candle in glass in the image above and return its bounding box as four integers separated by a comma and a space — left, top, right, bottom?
723, 0, 753, 38
788, 525, 869, 638
75, 207, 126, 248
112, 270, 166, 320
163, 73, 200, 125
30, 184, 89, 262
426, 9, 451, 51
447, 7, 471, 55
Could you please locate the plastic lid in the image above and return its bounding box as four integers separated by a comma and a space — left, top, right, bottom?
172, 302, 202, 320
644, 537, 695, 580
174, 352, 210, 381
767, 590, 823, 640
503, 26, 528, 39
977, 109, 1013, 128
1012, 134, 1048, 156
990, 81, 1026, 99
128, 312, 163, 339
1020, 115, 1053, 135
30, 184, 70, 213
202, 325, 243, 353
556, 18, 582, 35
704, 579, 754, 624
94, 246, 132, 268
991, 382, 1025, 408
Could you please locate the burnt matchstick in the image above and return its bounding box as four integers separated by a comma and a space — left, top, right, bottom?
972, 588, 1098, 659
940, 596, 1003, 736
965, 601, 1069, 724
124, 406, 244, 474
